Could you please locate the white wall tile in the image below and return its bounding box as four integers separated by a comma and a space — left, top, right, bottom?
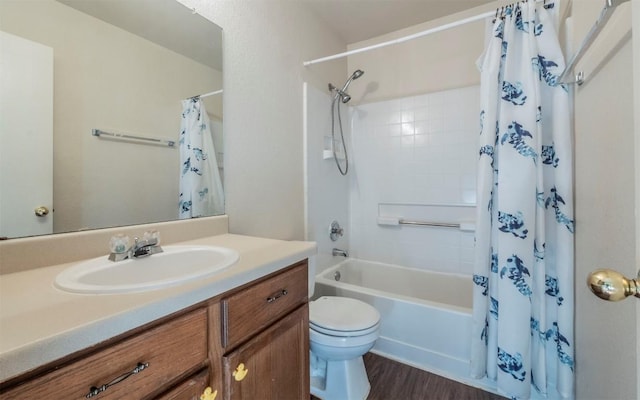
349, 85, 479, 275
307, 84, 479, 275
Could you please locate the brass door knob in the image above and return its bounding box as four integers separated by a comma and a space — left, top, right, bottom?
34, 206, 49, 217
587, 269, 640, 301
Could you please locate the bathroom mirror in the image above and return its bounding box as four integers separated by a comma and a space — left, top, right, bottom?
0, 0, 224, 239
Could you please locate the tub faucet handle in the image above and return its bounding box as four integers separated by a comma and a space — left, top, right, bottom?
329, 220, 344, 241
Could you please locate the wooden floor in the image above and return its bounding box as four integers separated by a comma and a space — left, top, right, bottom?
313, 353, 505, 400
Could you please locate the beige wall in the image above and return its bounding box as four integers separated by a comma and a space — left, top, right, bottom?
345, 3, 494, 104
176, 0, 347, 240
573, 1, 638, 399
0, 0, 222, 233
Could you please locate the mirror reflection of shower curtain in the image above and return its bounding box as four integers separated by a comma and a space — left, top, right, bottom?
178, 98, 224, 219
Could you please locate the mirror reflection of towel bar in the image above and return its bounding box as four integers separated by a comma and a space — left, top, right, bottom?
92, 129, 176, 147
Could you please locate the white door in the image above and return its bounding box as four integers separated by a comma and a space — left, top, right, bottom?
574, 2, 639, 399
0, 31, 53, 238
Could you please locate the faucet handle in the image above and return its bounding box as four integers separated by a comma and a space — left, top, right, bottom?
329, 221, 344, 242
143, 230, 160, 245
109, 234, 130, 254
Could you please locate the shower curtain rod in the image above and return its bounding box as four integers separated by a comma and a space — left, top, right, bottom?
302, 0, 545, 67
187, 89, 223, 100
304, 0, 627, 85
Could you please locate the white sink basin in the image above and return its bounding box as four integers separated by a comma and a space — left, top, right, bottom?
54, 245, 239, 294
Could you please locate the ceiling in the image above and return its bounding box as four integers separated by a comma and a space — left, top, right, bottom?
302, 0, 495, 44
56, 0, 495, 70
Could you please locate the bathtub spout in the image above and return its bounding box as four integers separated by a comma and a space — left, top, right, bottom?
332, 248, 349, 258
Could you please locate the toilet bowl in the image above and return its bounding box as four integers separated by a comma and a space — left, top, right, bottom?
309, 296, 381, 400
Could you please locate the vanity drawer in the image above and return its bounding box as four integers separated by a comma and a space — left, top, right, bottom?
222, 261, 308, 349
2, 308, 208, 399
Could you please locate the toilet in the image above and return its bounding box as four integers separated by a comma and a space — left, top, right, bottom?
309, 295, 381, 400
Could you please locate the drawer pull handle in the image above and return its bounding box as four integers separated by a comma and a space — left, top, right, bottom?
201, 387, 218, 400
266, 289, 288, 303
85, 362, 149, 398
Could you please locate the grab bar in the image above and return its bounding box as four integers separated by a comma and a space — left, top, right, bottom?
399, 220, 459, 228
377, 217, 475, 231
92, 129, 176, 147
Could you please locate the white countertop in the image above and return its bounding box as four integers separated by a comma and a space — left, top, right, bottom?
0, 234, 316, 382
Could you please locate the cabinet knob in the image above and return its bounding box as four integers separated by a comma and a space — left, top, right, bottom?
233, 363, 249, 381
200, 387, 217, 400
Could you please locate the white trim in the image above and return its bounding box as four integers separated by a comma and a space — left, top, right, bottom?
302, 82, 309, 241
631, 1, 640, 396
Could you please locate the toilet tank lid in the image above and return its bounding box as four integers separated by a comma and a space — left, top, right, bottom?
310, 296, 380, 332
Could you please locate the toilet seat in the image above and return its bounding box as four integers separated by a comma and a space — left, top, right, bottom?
310, 324, 380, 348
310, 296, 380, 337
310, 321, 380, 337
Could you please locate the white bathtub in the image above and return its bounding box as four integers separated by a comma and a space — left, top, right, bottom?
313, 258, 480, 389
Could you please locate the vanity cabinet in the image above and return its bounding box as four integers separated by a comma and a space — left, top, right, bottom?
223, 306, 309, 400
0, 308, 209, 399
0, 260, 309, 400
220, 262, 309, 400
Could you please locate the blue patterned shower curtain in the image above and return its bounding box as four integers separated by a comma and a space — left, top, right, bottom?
179, 98, 224, 219
471, 1, 574, 399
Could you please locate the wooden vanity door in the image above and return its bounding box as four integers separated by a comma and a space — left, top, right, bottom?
155, 368, 210, 400
223, 305, 309, 400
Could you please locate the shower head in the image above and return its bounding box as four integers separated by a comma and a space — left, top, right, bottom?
328, 83, 351, 103
328, 69, 364, 104
340, 69, 365, 93
336, 88, 351, 103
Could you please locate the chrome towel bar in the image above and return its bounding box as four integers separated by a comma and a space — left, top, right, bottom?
559, 0, 631, 85
92, 129, 176, 147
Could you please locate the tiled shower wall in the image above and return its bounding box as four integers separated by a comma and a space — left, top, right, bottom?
349, 85, 479, 275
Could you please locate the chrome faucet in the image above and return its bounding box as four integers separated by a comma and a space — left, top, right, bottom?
130, 236, 163, 258
108, 231, 163, 262
332, 248, 349, 258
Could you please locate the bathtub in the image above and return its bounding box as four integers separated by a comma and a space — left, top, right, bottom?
313, 258, 483, 390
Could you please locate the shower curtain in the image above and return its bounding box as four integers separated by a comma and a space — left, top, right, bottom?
471, 1, 574, 399
179, 98, 224, 219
